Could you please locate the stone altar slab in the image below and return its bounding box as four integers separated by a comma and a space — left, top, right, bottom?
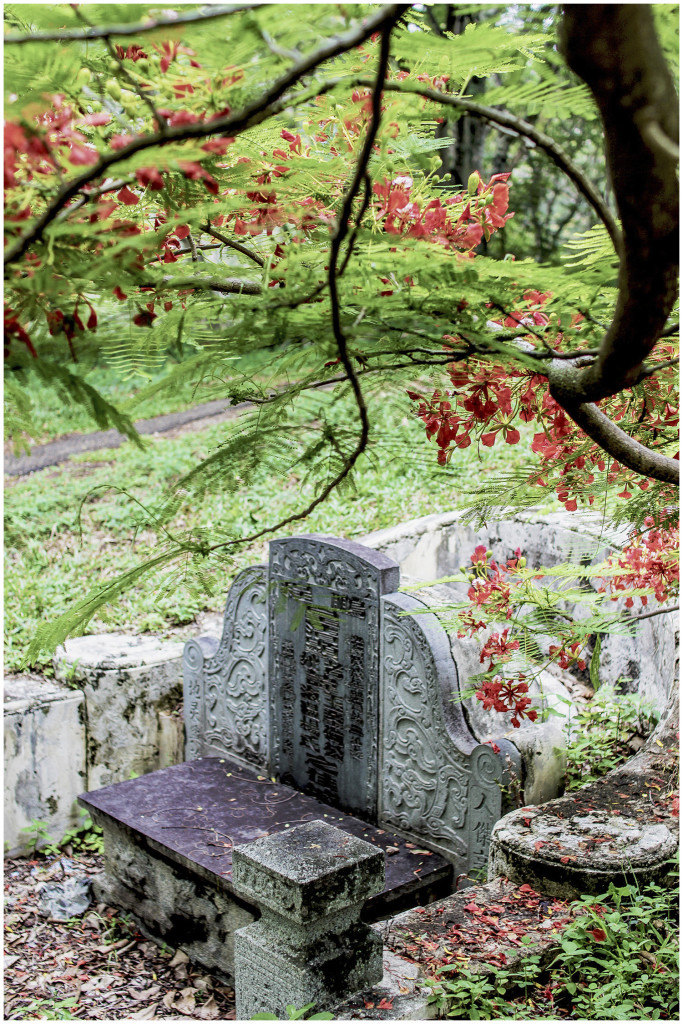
79, 758, 452, 923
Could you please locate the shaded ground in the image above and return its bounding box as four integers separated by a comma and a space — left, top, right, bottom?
4, 399, 247, 477
4, 852, 236, 1020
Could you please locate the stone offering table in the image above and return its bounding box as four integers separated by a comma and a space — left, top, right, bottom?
232, 820, 385, 1017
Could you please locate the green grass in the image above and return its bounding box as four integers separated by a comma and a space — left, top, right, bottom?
7, 363, 220, 444
5, 397, 543, 672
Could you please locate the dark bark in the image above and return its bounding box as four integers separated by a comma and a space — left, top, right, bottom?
551, 4, 679, 404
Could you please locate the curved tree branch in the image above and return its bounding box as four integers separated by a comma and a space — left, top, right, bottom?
4, 5, 265, 44
332, 76, 621, 251
206, 11, 405, 555
553, 390, 679, 484
552, 4, 679, 404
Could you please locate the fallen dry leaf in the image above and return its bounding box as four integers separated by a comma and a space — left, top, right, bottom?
168, 948, 190, 968
196, 995, 220, 1019
129, 1004, 158, 1019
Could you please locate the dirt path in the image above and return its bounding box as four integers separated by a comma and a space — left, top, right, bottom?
4, 399, 250, 478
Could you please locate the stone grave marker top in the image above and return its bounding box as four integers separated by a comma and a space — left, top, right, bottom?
269, 536, 400, 820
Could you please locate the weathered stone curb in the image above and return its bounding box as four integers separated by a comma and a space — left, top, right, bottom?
489, 745, 679, 899
54, 633, 185, 791
4, 675, 86, 857
3, 634, 187, 855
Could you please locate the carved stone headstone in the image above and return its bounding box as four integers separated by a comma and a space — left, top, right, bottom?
183, 566, 268, 768
380, 592, 518, 878
268, 536, 400, 819
181, 535, 518, 874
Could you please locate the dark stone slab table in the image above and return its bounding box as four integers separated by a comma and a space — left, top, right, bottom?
80, 756, 453, 922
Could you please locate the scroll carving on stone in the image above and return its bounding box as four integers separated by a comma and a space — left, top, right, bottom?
380, 591, 508, 875
183, 565, 268, 768
268, 536, 400, 820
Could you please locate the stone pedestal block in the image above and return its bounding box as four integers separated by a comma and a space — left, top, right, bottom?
232, 820, 385, 1018
54, 633, 184, 789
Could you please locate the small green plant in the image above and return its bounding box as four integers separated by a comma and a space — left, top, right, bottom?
564, 686, 659, 791
252, 1004, 334, 1020
19, 817, 55, 854
427, 876, 679, 1020
12, 996, 79, 1020
18, 810, 103, 857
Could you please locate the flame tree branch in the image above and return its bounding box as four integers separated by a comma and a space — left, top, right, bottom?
4, 5, 267, 44
3, 4, 403, 269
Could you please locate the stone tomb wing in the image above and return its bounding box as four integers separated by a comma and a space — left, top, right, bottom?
268, 536, 400, 820
183, 565, 268, 768
380, 591, 516, 878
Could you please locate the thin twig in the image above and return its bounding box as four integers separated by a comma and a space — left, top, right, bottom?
69, 2, 168, 134
204, 10, 404, 555
187, 231, 200, 262
633, 603, 679, 622
203, 223, 265, 268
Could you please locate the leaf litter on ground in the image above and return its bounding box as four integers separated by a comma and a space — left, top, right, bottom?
4, 850, 236, 1020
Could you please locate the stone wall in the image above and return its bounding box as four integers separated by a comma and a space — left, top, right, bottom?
361, 509, 677, 715
4, 634, 186, 857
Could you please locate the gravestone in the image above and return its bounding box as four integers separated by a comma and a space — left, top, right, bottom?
269, 536, 400, 819
81, 533, 521, 999
181, 534, 515, 874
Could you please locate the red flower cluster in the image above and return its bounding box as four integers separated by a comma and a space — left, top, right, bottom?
4, 306, 36, 357
372, 171, 512, 251
600, 517, 679, 607
475, 675, 538, 728
548, 642, 587, 672
480, 628, 520, 670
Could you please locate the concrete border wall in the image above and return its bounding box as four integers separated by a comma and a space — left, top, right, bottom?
4, 635, 186, 857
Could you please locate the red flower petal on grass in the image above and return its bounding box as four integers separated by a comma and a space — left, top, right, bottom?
587, 927, 606, 942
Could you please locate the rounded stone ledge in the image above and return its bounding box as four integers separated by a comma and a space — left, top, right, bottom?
488, 751, 679, 899
55, 632, 184, 672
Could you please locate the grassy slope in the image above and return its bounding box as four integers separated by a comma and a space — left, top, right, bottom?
4, 403, 543, 673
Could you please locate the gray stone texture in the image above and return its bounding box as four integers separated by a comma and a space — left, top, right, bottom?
361, 508, 678, 810
54, 633, 184, 790
180, 535, 517, 878
4, 675, 86, 856
269, 536, 400, 820
183, 565, 268, 768
232, 820, 385, 1017
488, 741, 679, 899
90, 814, 254, 980
380, 591, 511, 877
